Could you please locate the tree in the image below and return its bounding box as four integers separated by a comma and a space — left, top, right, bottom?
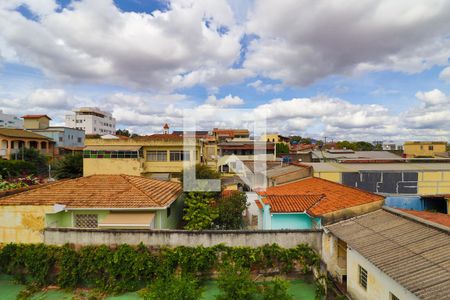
52, 154, 83, 179
276, 143, 289, 154
115, 129, 131, 137
183, 192, 218, 230
216, 264, 257, 300
141, 274, 201, 300
15, 148, 48, 176
214, 192, 248, 229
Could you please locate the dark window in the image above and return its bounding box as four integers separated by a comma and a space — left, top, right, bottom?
169, 150, 190, 161
59, 137, 63, 142
359, 265, 367, 289
167, 206, 171, 218
147, 150, 167, 161
429, 145, 434, 150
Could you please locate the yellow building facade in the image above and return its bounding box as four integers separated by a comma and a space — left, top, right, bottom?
403, 141, 447, 158
84, 136, 202, 177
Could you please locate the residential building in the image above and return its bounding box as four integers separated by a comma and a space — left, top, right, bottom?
0, 110, 23, 129
0, 128, 54, 159
218, 140, 276, 172
212, 128, 250, 142
83, 128, 201, 179
0, 175, 184, 243
260, 133, 290, 144
65, 107, 116, 135
382, 141, 403, 151
404, 141, 447, 158
324, 207, 450, 300
255, 177, 384, 230
23, 115, 85, 155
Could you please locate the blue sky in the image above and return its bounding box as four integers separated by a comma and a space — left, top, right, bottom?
1, 0, 450, 141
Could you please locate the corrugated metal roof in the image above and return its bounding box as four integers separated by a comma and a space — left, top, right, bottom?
326, 209, 450, 300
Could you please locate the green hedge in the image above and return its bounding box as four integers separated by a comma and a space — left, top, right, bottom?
0, 160, 37, 178
0, 243, 321, 294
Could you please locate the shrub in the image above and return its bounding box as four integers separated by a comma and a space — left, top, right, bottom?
52, 153, 83, 179
183, 192, 218, 230
141, 273, 201, 300
259, 277, 292, 300
214, 191, 248, 230
0, 160, 37, 178
216, 263, 257, 300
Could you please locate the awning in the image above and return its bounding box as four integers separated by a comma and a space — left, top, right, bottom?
98, 212, 155, 228
84, 145, 142, 151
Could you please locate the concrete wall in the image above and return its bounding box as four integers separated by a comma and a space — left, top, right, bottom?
320, 200, 384, 225
404, 143, 446, 157
44, 228, 322, 252
83, 158, 143, 176
347, 248, 419, 300
0, 205, 53, 243
271, 213, 313, 229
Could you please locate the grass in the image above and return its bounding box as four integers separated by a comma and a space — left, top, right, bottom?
0, 275, 316, 300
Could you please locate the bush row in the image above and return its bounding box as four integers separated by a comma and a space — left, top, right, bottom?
0, 243, 321, 294
0, 160, 37, 178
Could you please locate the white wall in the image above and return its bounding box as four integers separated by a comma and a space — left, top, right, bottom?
347, 248, 419, 300
0, 110, 23, 128
65, 108, 116, 135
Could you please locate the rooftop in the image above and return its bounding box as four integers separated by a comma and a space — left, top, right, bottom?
258, 177, 383, 216
404, 141, 447, 145
0, 175, 182, 209
399, 209, 450, 228
21, 114, 52, 120
261, 194, 325, 213
0, 128, 52, 140
326, 208, 450, 300
303, 162, 450, 172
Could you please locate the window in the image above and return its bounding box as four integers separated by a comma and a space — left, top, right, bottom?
167, 206, 171, 218
77, 137, 82, 143
390, 292, 400, 300
170, 150, 190, 161
83, 150, 139, 159
59, 137, 63, 142
359, 265, 368, 289
147, 150, 167, 161
429, 145, 434, 150
74, 214, 98, 228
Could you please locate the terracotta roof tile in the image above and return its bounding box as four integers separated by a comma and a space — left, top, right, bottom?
399, 209, 450, 228
0, 128, 52, 140
258, 177, 383, 216
262, 194, 324, 213
21, 114, 52, 120
0, 175, 182, 209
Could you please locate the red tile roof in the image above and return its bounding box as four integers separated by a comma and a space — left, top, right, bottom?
134, 134, 183, 141
399, 209, 450, 228
262, 194, 324, 213
257, 177, 383, 216
21, 114, 52, 120
0, 175, 182, 209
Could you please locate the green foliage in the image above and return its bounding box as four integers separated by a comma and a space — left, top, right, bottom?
216, 263, 257, 300
0, 160, 37, 178
141, 273, 201, 300
214, 192, 248, 230
276, 143, 290, 154
115, 129, 131, 137
180, 163, 220, 185
183, 192, 218, 230
260, 277, 292, 300
14, 148, 48, 175
289, 136, 312, 145
336, 141, 375, 151
52, 153, 83, 179
0, 243, 323, 297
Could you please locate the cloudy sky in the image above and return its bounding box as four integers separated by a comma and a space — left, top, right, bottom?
1, 0, 450, 141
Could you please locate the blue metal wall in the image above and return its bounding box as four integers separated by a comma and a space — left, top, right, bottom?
384, 196, 423, 210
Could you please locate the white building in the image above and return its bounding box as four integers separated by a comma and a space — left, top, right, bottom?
65, 107, 116, 135
0, 110, 23, 129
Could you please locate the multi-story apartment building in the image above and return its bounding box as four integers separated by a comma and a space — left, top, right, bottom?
65, 107, 116, 135
0, 110, 23, 129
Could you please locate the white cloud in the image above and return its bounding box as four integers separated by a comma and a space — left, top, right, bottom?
205, 94, 244, 107
28, 88, 73, 110
247, 80, 283, 93
244, 0, 450, 86
439, 66, 450, 83
415, 89, 449, 107
0, 0, 244, 90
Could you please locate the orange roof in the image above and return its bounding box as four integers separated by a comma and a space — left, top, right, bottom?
399, 209, 450, 228
0, 175, 182, 209
258, 177, 383, 216
262, 194, 324, 213
22, 114, 52, 120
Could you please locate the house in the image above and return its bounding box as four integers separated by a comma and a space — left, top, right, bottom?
255, 177, 384, 230
212, 128, 250, 142
0, 128, 55, 159
65, 107, 116, 135
0, 110, 23, 129
323, 207, 450, 300
218, 140, 276, 172
404, 141, 447, 158
22, 115, 85, 156
83, 125, 202, 179
260, 133, 290, 145
0, 175, 183, 243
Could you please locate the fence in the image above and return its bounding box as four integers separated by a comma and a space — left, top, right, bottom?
44, 228, 323, 252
